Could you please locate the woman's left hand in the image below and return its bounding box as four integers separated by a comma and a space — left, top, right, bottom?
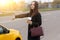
27, 20, 32, 24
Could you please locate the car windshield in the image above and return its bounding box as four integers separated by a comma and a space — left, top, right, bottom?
0, 27, 3, 34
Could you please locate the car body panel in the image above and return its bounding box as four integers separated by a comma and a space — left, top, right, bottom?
0, 26, 22, 40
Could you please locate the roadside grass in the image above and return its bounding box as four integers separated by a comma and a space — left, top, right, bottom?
0, 13, 14, 17
40, 8, 60, 12
0, 8, 60, 16
21, 8, 60, 12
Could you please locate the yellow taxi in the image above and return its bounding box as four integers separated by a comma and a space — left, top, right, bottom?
0, 25, 22, 40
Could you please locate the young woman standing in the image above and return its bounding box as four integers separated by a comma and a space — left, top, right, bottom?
15, 1, 42, 40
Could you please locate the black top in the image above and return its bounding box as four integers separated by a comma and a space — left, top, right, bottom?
28, 13, 42, 30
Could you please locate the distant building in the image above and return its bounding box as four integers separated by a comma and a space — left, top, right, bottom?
52, 0, 60, 8
39, 2, 52, 8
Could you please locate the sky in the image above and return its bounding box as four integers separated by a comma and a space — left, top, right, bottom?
25, 0, 54, 3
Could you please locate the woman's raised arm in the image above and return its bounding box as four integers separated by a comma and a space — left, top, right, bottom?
15, 13, 29, 18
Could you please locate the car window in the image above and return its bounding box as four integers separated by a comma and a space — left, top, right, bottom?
0, 27, 3, 34
0, 25, 9, 34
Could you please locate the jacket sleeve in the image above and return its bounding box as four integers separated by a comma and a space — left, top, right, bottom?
15, 13, 29, 18
30, 14, 42, 27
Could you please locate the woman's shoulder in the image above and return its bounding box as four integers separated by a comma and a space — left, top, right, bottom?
36, 12, 41, 16
34, 13, 41, 18
38, 12, 41, 15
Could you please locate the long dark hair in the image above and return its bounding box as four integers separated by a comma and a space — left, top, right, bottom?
29, 1, 39, 17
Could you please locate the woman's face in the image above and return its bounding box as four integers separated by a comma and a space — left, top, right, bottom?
30, 2, 35, 10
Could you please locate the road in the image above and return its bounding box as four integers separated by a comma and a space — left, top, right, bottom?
0, 10, 60, 40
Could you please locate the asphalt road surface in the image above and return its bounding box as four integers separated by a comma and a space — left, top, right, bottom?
0, 10, 60, 40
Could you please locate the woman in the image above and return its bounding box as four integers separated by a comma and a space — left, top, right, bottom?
15, 1, 42, 40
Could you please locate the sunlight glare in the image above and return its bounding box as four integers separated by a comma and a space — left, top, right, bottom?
13, 0, 21, 3
0, 0, 10, 6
